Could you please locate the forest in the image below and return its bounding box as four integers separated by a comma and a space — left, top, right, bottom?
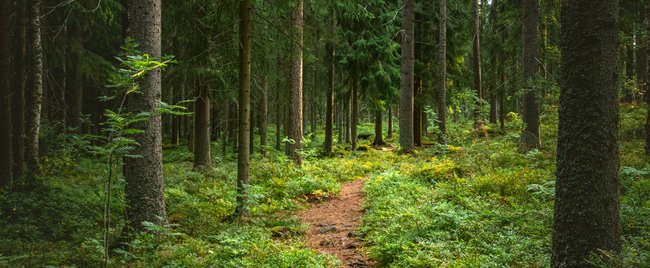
0, 0, 648, 267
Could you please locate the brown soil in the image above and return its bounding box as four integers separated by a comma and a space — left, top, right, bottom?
298, 179, 376, 267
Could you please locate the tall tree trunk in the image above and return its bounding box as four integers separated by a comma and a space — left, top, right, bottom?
13, 0, 26, 178
193, 85, 211, 169
222, 101, 230, 157
413, 78, 422, 146
345, 93, 351, 143
289, 0, 304, 165
646, 0, 650, 155
338, 94, 345, 144
553, 0, 621, 266
472, 0, 483, 122
235, 0, 252, 218
124, 0, 166, 232
24, 0, 43, 176
438, 0, 447, 144
623, 45, 634, 103
372, 110, 384, 146
275, 73, 282, 150
638, 9, 648, 95
0, 0, 13, 187
260, 76, 268, 156
499, 57, 506, 131
387, 106, 393, 139
521, 0, 541, 150
399, 0, 415, 152
324, 36, 335, 154
351, 77, 358, 150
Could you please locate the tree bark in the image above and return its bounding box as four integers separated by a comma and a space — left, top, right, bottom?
553, 0, 621, 266
24, 0, 43, 176
124, 0, 167, 232
438, 0, 447, 144
387, 106, 393, 139
472, 0, 483, 121
193, 85, 211, 169
399, 0, 415, 152
372, 110, 384, 146
324, 37, 335, 155
521, 0, 541, 150
235, 0, 252, 218
413, 78, 422, 147
12, 0, 26, 178
646, 0, 650, 155
351, 77, 358, 150
289, 0, 304, 165
275, 70, 282, 150
0, 0, 13, 187
260, 76, 268, 157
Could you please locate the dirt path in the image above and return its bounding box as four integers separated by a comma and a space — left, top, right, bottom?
298, 179, 375, 267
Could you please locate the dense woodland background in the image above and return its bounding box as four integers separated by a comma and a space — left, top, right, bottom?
0, 0, 648, 267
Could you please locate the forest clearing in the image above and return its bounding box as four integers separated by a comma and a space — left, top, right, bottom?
1, 0, 649, 267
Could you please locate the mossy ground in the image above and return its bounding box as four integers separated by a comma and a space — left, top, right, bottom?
0, 105, 647, 267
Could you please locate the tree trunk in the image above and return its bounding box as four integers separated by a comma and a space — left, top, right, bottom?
399, 0, 415, 152
499, 58, 506, 131
222, 101, 230, 157
472, 0, 483, 121
275, 72, 282, 151
372, 110, 384, 146
387, 106, 393, 139
0, 0, 13, 187
623, 45, 634, 103
24, 0, 43, 176
552, 0, 621, 266
351, 77, 358, 150
235, 0, 252, 218
260, 76, 268, 156
324, 38, 335, 154
521, 0, 541, 150
193, 85, 211, 169
638, 9, 648, 95
413, 78, 422, 147
438, 0, 447, 144
12, 0, 26, 178
124, 0, 167, 232
289, 0, 304, 165
646, 0, 650, 155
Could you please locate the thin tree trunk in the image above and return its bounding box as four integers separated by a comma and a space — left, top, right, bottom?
124, 0, 167, 232
24, 0, 43, 176
413, 77, 422, 147
235, 0, 252, 218
222, 101, 230, 157
351, 77, 358, 150
0, 0, 13, 187
193, 85, 211, 169
553, 0, 621, 265
372, 110, 384, 146
646, 0, 650, 155
521, 0, 541, 150
260, 76, 268, 156
387, 106, 393, 139
499, 57, 506, 131
324, 36, 335, 154
275, 72, 282, 150
289, 0, 304, 165
472, 0, 483, 122
399, 0, 415, 152
623, 45, 634, 103
438, 0, 447, 144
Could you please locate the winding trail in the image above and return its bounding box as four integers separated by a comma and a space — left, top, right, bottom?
298, 179, 376, 267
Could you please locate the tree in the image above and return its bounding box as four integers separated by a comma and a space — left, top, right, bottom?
521, 0, 541, 150
24, 0, 43, 176
472, 0, 483, 122
399, 0, 415, 153
12, 0, 26, 178
0, 0, 13, 187
289, 0, 304, 165
235, 0, 252, 218
552, 0, 621, 266
260, 76, 268, 157
437, 0, 447, 144
193, 84, 211, 169
324, 8, 336, 155
124, 0, 167, 231
646, 0, 650, 155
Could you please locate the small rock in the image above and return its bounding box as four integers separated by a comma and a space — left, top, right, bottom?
319, 226, 337, 234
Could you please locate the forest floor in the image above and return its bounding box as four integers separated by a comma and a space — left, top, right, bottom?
298, 179, 375, 267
